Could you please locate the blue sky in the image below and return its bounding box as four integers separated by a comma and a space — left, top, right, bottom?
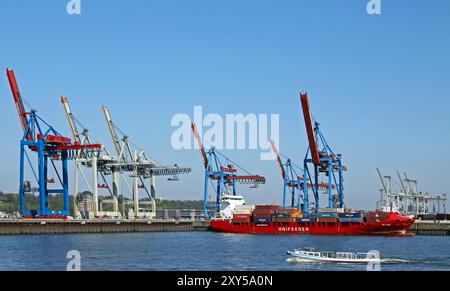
0, 0, 449, 209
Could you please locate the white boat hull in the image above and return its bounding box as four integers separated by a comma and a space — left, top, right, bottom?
287, 250, 381, 264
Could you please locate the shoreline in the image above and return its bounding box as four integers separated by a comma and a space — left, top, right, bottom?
0, 220, 449, 236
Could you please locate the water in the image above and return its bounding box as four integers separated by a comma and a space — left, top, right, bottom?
0, 232, 448, 271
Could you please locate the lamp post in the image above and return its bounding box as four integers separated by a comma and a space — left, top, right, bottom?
443, 194, 447, 219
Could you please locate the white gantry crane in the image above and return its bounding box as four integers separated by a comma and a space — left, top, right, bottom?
61, 97, 121, 219
101, 105, 191, 219
376, 167, 439, 216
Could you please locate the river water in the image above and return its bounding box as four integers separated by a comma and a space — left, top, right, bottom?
0, 232, 448, 271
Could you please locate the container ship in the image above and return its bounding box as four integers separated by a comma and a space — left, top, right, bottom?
210, 195, 415, 236
192, 93, 415, 236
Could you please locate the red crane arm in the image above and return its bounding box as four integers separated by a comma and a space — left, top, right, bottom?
6, 69, 31, 139
300, 92, 320, 165
270, 140, 286, 179
191, 122, 208, 169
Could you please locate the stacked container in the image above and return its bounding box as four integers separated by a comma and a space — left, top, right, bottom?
316, 212, 338, 218
365, 211, 390, 222
291, 209, 303, 219
311, 210, 339, 223
233, 205, 255, 215
252, 205, 280, 223
272, 215, 295, 223
272, 207, 297, 223
318, 208, 345, 213
338, 212, 364, 223
297, 217, 317, 223
232, 213, 252, 223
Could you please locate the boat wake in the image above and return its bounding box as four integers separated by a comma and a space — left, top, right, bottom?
288, 257, 450, 267
286, 258, 317, 263
381, 258, 413, 263
382, 257, 450, 266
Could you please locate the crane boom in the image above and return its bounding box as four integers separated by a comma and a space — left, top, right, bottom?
6, 69, 31, 140
102, 105, 123, 160
300, 92, 320, 165
376, 167, 389, 196
403, 172, 415, 195
270, 140, 286, 179
191, 122, 208, 169
60, 96, 82, 144
397, 171, 407, 194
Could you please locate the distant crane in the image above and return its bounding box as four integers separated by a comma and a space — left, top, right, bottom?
271, 140, 338, 210
6, 69, 101, 218
101, 106, 191, 219
270, 140, 304, 209
191, 122, 266, 217
376, 168, 437, 216
299, 92, 346, 214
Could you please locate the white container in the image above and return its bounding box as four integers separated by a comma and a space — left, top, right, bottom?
235, 205, 255, 210
318, 208, 345, 213
233, 210, 253, 215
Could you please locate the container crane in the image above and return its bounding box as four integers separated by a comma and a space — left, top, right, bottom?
102, 105, 154, 218
61, 97, 120, 218
270, 140, 304, 209
6, 69, 101, 218
191, 123, 266, 217
299, 92, 346, 214
101, 106, 191, 219
271, 140, 337, 210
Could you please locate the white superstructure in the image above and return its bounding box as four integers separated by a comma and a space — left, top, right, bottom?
219, 194, 247, 218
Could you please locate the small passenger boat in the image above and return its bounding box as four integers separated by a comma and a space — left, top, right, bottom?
287, 247, 381, 263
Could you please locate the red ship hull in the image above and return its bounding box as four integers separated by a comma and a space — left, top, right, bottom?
211, 213, 415, 236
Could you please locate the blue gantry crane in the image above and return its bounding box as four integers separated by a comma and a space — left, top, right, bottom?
270, 140, 304, 210
6, 69, 101, 218
299, 92, 347, 214
191, 123, 265, 217
271, 139, 342, 212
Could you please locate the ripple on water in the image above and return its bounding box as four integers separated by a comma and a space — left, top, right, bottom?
0, 232, 448, 271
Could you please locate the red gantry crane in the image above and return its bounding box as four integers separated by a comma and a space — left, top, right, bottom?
299, 92, 346, 214
6, 69, 101, 218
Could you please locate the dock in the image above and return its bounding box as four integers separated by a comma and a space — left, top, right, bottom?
0, 219, 211, 235
408, 220, 450, 236
1, 219, 448, 236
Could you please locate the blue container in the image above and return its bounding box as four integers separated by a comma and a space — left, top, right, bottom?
338, 212, 363, 218
315, 212, 338, 218
339, 217, 364, 223
253, 217, 272, 223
